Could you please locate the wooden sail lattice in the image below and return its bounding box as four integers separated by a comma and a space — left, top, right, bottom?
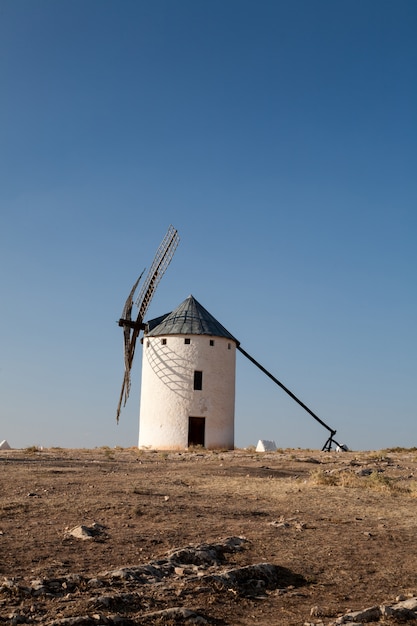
116, 225, 180, 422
135, 225, 180, 319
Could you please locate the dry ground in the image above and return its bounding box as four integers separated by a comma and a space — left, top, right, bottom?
1, 447, 417, 625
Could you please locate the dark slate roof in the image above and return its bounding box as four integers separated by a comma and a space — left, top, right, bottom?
145, 295, 238, 343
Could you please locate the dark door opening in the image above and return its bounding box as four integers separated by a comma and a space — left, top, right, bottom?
188, 416, 205, 447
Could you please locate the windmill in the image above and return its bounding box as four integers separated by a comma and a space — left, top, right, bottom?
116, 225, 180, 422
117, 226, 345, 451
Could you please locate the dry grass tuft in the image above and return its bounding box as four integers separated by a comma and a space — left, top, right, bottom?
23, 445, 41, 454
309, 468, 412, 494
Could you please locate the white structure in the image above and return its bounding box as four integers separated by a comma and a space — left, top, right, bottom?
138, 295, 237, 450
256, 439, 277, 452
0, 440, 11, 450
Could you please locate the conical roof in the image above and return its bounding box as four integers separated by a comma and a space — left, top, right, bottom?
145, 295, 238, 342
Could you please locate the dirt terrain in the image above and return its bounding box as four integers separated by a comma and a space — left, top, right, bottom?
1, 447, 417, 625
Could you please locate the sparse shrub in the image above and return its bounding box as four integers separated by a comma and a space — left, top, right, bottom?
382, 447, 417, 453
309, 468, 411, 495
409, 481, 417, 497
187, 444, 205, 452
366, 452, 392, 463
337, 471, 363, 488
366, 470, 395, 492
309, 469, 339, 486
24, 445, 40, 454
102, 447, 114, 459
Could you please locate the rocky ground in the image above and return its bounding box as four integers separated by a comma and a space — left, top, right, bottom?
1, 447, 417, 625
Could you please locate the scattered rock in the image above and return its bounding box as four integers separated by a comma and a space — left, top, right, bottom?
355, 468, 373, 476
0, 537, 307, 623
137, 607, 208, 623
269, 520, 290, 529
269, 517, 308, 531
332, 596, 417, 624
396, 597, 417, 611
310, 605, 328, 617
65, 523, 107, 541
206, 562, 306, 596
334, 604, 381, 623
381, 603, 417, 620
166, 535, 247, 566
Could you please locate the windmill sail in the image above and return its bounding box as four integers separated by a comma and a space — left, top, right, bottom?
116, 225, 180, 422
135, 225, 180, 318
122, 270, 144, 398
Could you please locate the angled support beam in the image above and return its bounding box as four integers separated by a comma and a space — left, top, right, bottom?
237, 345, 341, 451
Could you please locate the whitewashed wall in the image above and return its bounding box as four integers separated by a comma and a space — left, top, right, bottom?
138, 334, 236, 449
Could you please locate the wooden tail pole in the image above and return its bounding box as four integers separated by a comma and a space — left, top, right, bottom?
237, 345, 339, 451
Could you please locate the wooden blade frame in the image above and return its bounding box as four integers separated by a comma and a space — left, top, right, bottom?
135, 225, 180, 318
116, 225, 180, 422
122, 270, 144, 399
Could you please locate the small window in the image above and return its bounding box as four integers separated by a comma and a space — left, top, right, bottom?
184, 338, 191, 344
194, 370, 203, 390
147, 340, 150, 348
228, 343, 231, 350
209, 339, 215, 346
161, 338, 167, 345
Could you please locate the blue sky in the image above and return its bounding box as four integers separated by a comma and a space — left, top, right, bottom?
1, 0, 416, 451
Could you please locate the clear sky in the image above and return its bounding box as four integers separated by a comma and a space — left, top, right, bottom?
1, 0, 416, 451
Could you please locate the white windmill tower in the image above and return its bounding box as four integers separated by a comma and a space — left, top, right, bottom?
117, 226, 346, 451
138, 295, 238, 450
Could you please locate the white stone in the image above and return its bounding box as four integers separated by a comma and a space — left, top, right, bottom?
256, 439, 277, 452
67, 525, 94, 540
335, 605, 381, 624
0, 440, 11, 450
66, 523, 105, 541
391, 597, 417, 611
